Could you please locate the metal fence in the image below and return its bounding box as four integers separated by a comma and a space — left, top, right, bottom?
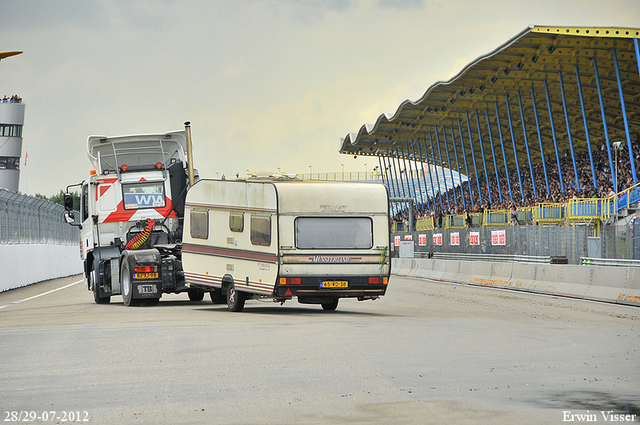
0, 189, 79, 245
394, 222, 640, 264
601, 220, 638, 260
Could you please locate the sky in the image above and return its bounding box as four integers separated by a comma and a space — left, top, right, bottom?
1, 0, 638, 197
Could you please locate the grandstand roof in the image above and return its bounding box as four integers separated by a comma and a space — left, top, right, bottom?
339, 25, 640, 176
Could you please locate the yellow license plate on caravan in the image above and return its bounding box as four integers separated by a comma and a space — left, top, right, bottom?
321, 281, 348, 288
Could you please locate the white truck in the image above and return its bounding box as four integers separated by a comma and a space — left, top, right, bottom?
64, 124, 200, 306
65, 124, 391, 311
182, 178, 391, 311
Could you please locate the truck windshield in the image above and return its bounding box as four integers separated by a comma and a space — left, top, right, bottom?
295, 217, 373, 249
123, 182, 166, 210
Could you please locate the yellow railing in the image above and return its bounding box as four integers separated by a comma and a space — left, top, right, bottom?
483, 209, 509, 226
533, 203, 565, 225
445, 214, 466, 229
416, 217, 434, 231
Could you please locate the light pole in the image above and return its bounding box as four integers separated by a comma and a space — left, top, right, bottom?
341, 163, 344, 181
364, 163, 367, 180
309, 165, 312, 180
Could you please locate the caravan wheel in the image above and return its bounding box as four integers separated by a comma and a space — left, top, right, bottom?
321, 298, 339, 311
209, 288, 222, 304
227, 282, 245, 312
188, 288, 205, 302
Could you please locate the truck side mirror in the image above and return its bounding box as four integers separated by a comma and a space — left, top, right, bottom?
64, 211, 75, 224
63, 210, 82, 229
64, 193, 74, 211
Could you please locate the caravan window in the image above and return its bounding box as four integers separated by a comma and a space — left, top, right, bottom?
190, 210, 209, 239
250, 215, 271, 246
229, 212, 244, 232
122, 182, 165, 210
295, 217, 373, 249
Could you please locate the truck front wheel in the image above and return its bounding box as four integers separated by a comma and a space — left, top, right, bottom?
227, 282, 245, 312
91, 268, 110, 304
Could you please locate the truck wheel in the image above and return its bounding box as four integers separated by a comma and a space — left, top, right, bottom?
121, 261, 140, 306
188, 288, 205, 302
209, 288, 222, 304
321, 298, 339, 311
227, 282, 245, 312
91, 268, 110, 304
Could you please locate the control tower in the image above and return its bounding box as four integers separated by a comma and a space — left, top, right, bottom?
0, 51, 24, 192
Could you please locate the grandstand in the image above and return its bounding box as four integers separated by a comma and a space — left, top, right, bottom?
339, 25, 640, 260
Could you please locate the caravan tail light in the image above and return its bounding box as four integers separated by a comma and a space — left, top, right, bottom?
120, 164, 128, 172
279, 277, 301, 285
156, 162, 163, 169
368, 277, 388, 285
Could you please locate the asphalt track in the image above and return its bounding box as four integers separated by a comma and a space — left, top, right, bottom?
0, 274, 638, 425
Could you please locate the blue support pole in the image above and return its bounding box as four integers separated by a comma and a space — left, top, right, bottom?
575, 65, 597, 189
441, 125, 458, 206
505, 94, 524, 201
484, 109, 502, 204
422, 138, 438, 210
474, 111, 492, 205
401, 147, 415, 203
449, 125, 466, 209
636, 39, 640, 80
378, 155, 387, 191
457, 118, 475, 207
384, 153, 398, 198
429, 132, 444, 209
404, 142, 418, 207
517, 91, 537, 199
434, 126, 451, 207
411, 139, 431, 208
558, 71, 581, 192
465, 111, 483, 204
593, 58, 616, 192
494, 102, 513, 202
393, 149, 407, 199
544, 79, 565, 194
613, 48, 638, 185
409, 140, 426, 209
530, 87, 551, 196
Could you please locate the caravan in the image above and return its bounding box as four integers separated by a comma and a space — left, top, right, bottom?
182, 178, 391, 311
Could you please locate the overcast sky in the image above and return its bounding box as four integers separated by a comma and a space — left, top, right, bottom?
1, 0, 638, 196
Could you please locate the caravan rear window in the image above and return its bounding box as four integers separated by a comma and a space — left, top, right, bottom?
295, 217, 373, 249
123, 182, 166, 210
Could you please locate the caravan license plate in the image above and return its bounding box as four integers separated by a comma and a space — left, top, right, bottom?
135, 272, 158, 279
321, 281, 348, 288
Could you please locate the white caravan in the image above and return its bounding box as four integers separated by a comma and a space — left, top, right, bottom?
182, 179, 391, 311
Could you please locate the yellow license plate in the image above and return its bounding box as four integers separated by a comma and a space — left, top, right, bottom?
135, 272, 158, 279
321, 281, 348, 288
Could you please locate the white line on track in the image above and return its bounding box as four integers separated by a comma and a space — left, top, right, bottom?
0, 280, 82, 310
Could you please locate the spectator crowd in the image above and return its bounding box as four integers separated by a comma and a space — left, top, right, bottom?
2, 95, 22, 103
392, 133, 640, 228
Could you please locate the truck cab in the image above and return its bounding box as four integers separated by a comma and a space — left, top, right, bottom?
66, 129, 196, 305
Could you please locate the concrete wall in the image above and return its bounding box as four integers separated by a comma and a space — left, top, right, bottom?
392, 258, 640, 307
0, 244, 83, 292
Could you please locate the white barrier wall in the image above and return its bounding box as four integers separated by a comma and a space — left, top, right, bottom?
393, 258, 640, 307
0, 244, 83, 292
